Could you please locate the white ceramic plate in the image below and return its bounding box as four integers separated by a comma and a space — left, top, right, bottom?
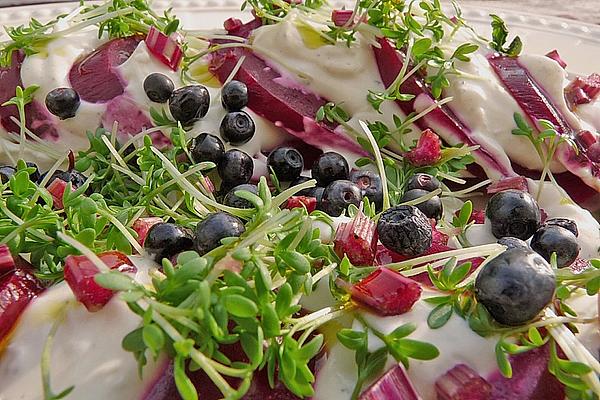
1, 0, 600, 75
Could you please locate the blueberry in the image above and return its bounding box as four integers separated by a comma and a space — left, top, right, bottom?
26, 162, 40, 182
144, 223, 194, 261
400, 189, 443, 221
189, 133, 224, 166
218, 149, 253, 187
311, 152, 348, 187
267, 147, 303, 182
194, 212, 246, 255
377, 205, 432, 256
406, 173, 441, 192
223, 184, 258, 209
45, 88, 80, 119
475, 248, 556, 326
349, 170, 383, 210
220, 111, 255, 145
40, 170, 88, 189
290, 175, 312, 196
312, 186, 325, 204
531, 226, 579, 268
544, 218, 578, 237
319, 180, 361, 217
486, 190, 541, 240
0, 166, 16, 183
169, 85, 210, 126
221, 80, 248, 111
143, 73, 175, 103
497, 237, 529, 250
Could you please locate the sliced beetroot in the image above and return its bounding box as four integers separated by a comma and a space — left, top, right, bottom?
47, 177, 70, 209
69, 36, 142, 103
487, 176, 529, 194
351, 267, 422, 316
210, 23, 367, 157
545, 50, 567, 69
0, 244, 15, 273
435, 363, 492, 400
64, 251, 135, 312
488, 344, 564, 400
359, 363, 420, 400
373, 38, 514, 179
565, 73, 600, 107
0, 261, 44, 342
334, 210, 378, 266
0, 51, 58, 140
285, 196, 317, 213
488, 55, 600, 193
454, 208, 486, 225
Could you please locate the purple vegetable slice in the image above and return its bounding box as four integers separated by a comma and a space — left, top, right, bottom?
209, 21, 368, 157
359, 363, 421, 400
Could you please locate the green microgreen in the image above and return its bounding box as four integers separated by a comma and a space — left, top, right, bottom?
489, 14, 523, 57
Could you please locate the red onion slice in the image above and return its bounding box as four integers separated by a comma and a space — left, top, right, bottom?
359, 363, 422, 400
146, 26, 184, 71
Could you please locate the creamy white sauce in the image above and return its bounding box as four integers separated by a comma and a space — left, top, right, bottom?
0, 257, 162, 400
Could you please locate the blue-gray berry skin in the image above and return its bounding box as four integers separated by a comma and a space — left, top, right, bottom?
544, 218, 578, 237
319, 180, 361, 217
475, 248, 556, 326
399, 188, 443, 221
406, 173, 441, 192
497, 237, 529, 250
349, 170, 383, 210
220, 111, 255, 145
143, 73, 174, 103
45, 88, 80, 119
268, 147, 304, 182
311, 152, 349, 187
486, 189, 541, 240
221, 80, 248, 111
194, 212, 246, 255
377, 205, 432, 256
145, 223, 194, 262
223, 184, 258, 209
530, 226, 580, 268
169, 85, 210, 126
218, 149, 254, 187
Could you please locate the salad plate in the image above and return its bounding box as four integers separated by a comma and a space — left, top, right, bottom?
0, 0, 599, 399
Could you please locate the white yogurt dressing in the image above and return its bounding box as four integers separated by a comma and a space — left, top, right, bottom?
0, 257, 162, 400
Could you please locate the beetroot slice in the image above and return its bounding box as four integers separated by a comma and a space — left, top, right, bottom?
488, 344, 564, 400
0, 261, 44, 342
372, 38, 514, 179
488, 55, 600, 193
69, 36, 142, 103
210, 22, 367, 157
0, 51, 58, 140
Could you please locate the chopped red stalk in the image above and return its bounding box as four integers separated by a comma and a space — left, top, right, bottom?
545, 50, 567, 69
223, 17, 242, 32
487, 176, 529, 194
47, 177, 71, 209
404, 129, 442, 167
359, 364, 421, 400
145, 26, 184, 71
202, 176, 216, 194
64, 251, 135, 312
352, 268, 422, 316
565, 73, 600, 107
454, 209, 485, 224
285, 196, 317, 213
576, 130, 597, 149
334, 211, 378, 265
435, 364, 492, 400
332, 10, 354, 27
0, 263, 44, 342
0, 244, 15, 273
132, 217, 163, 246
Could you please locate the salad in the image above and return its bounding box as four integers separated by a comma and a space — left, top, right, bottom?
0, 0, 598, 399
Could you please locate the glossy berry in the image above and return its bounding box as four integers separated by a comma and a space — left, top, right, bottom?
221, 80, 248, 111
0, 166, 16, 183
188, 133, 225, 166
267, 147, 304, 181
544, 218, 578, 237
290, 175, 312, 196
319, 180, 361, 217
218, 150, 254, 187
530, 226, 579, 268
143, 73, 175, 103
169, 85, 210, 126
40, 170, 87, 189
475, 248, 556, 326
223, 184, 258, 209
377, 205, 432, 256
220, 111, 255, 145
406, 173, 441, 192
497, 237, 529, 250
194, 212, 245, 255
144, 223, 194, 262
399, 189, 443, 221
45, 88, 80, 119
26, 162, 40, 182
349, 170, 383, 210
311, 152, 348, 187
486, 189, 541, 240
312, 186, 325, 205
